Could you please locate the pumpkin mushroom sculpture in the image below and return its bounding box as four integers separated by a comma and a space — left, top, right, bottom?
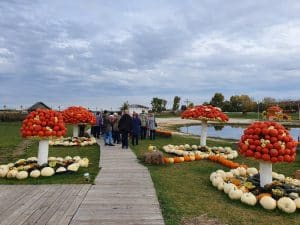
238, 121, 297, 187
21, 109, 66, 165
181, 105, 229, 147
62, 106, 96, 137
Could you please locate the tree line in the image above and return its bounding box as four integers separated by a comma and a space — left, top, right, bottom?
148, 94, 300, 113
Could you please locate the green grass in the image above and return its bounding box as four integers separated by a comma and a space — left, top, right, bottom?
0, 122, 23, 148
0, 122, 100, 184
130, 135, 300, 225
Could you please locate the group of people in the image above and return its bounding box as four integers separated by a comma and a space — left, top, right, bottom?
91, 110, 157, 149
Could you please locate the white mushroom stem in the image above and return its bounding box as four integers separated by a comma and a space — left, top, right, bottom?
37, 139, 49, 165
259, 162, 272, 187
200, 120, 208, 147
73, 125, 79, 137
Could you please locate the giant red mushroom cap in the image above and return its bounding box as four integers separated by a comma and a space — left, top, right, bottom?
267, 106, 283, 114
62, 106, 96, 125
239, 121, 296, 163
181, 105, 229, 122
21, 109, 66, 138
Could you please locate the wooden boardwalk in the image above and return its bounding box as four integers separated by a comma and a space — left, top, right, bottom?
70, 140, 165, 225
0, 139, 165, 225
0, 184, 90, 225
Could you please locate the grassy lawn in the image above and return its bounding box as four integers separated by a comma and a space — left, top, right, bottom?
130, 135, 300, 225
0, 122, 100, 184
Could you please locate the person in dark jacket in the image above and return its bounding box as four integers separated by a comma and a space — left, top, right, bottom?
118, 110, 132, 149
131, 112, 141, 145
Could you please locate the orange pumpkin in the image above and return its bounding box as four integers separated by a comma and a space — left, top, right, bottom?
184, 155, 191, 162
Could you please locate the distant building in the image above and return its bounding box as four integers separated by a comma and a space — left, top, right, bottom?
27, 102, 51, 112
128, 104, 149, 115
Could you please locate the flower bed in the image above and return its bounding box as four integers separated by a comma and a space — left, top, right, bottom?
0, 156, 89, 180
49, 137, 97, 146
210, 167, 300, 213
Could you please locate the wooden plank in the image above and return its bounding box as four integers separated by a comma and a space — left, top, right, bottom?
53, 184, 91, 225
45, 184, 90, 225
0, 185, 53, 225
20, 185, 71, 225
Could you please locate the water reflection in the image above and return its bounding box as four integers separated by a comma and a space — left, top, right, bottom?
180, 124, 300, 140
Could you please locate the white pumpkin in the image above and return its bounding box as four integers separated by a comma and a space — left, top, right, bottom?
184, 144, 190, 150
260, 196, 277, 210
224, 183, 236, 194
56, 167, 67, 173
41, 167, 55, 176
16, 171, 28, 180
294, 198, 300, 209
216, 170, 226, 179
48, 157, 57, 161
182, 151, 189, 156
0, 165, 9, 178
217, 181, 225, 191
79, 158, 89, 168
246, 167, 258, 176
67, 163, 80, 172
7, 169, 18, 178
73, 156, 81, 162
210, 172, 217, 182
232, 151, 238, 158
277, 174, 285, 181
212, 176, 223, 187
237, 167, 247, 176
277, 197, 296, 213
225, 172, 234, 179
7, 163, 14, 168
30, 170, 41, 178
241, 192, 257, 206
227, 154, 234, 160
228, 187, 243, 200
56, 157, 64, 162
191, 145, 198, 150
64, 156, 72, 161
231, 169, 240, 176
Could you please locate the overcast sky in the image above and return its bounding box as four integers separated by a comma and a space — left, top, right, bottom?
1, 0, 300, 110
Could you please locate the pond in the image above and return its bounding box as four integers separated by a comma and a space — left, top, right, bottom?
179, 124, 300, 141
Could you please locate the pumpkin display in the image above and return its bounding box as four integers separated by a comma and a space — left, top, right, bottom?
49, 137, 96, 146
181, 105, 229, 146
21, 109, 67, 165
62, 106, 96, 137
210, 167, 300, 213
238, 121, 297, 187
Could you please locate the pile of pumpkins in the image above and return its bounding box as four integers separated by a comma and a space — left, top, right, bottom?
210, 167, 300, 213
0, 156, 89, 180
162, 144, 238, 159
49, 137, 97, 147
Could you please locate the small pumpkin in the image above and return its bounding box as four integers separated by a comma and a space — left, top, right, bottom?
241, 192, 257, 206
228, 187, 243, 200
16, 171, 28, 180
224, 183, 236, 194
30, 169, 41, 178
277, 197, 296, 213
0, 165, 9, 178
260, 196, 277, 210
294, 198, 300, 209
68, 163, 80, 172
212, 176, 223, 187
168, 158, 174, 164
41, 167, 55, 177
7, 169, 18, 178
